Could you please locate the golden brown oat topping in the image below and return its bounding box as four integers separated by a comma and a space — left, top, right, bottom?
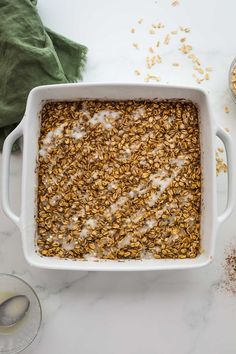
37, 100, 201, 260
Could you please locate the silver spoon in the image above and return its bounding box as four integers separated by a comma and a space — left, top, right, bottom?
0, 295, 30, 327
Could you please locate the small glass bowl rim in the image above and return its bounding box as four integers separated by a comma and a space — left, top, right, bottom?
0, 273, 42, 354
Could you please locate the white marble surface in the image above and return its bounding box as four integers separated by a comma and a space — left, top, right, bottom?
1, 0, 236, 353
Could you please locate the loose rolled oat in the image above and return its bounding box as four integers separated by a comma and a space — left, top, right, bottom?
37, 100, 201, 261
144, 74, 161, 82
171, 0, 180, 6
216, 151, 228, 176
231, 65, 236, 97
134, 69, 141, 76
164, 34, 171, 45
132, 42, 139, 49
224, 105, 230, 114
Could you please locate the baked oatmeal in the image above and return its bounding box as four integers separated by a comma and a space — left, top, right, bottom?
37, 100, 201, 260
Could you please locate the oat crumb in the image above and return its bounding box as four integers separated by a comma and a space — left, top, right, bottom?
171, 0, 179, 6
130, 28, 135, 33
172, 63, 180, 67
146, 56, 151, 69
218, 147, 224, 153
179, 44, 193, 54
156, 54, 162, 63
193, 74, 204, 84
193, 65, 204, 75
180, 26, 191, 33
164, 34, 170, 45
132, 43, 139, 49
225, 127, 230, 132
153, 22, 165, 29
144, 74, 161, 82
149, 29, 155, 35
171, 30, 178, 35
188, 53, 201, 66
138, 18, 143, 24
216, 152, 228, 176
224, 106, 230, 114
134, 69, 141, 76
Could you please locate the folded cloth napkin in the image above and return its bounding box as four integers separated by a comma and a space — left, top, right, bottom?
0, 0, 87, 150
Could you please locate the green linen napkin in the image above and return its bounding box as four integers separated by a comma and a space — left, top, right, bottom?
0, 0, 87, 150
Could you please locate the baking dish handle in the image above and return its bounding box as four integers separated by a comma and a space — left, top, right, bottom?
1, 122, 24, 226
216, 126, 235, 225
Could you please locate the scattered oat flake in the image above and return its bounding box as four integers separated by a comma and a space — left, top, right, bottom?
149, 47, 155, 53
156, 40, 160, 47
130, 28, 135, 33
225, 127, 230, 132
180, 37, 186, 43
199, 68, 204, 74
193, 74, 204, 84
224, 106, 230, 113
138, 18, 143, 24
193, 65, 204, 75
205, 73, 210, 80
198, 78, 204, 84
146, 55, 163, 68
157, 55, 162, 63
188, 53, 201, 66
171, 0, 179, 6
180, 26, 191, 33
146, 56, 151, 69
172, 63, 180, 67
151, 56, 156, 66
134, 69, 141, 76
149, 28, 155, 35
164, 34, 170, 45
171, 30, 178, 35
132, 43, 139, 49
155, 22, 165, 29
179, 44, 193, 54
152, 22, 165, 29
216, 151, 228, 176
218, 147, 224, 153
206, 67, 212, 72
144, 74, 161, 82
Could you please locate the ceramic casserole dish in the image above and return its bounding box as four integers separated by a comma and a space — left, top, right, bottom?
1, 83, 235, 270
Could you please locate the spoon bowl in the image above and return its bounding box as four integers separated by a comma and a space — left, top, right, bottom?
0, 295, 30, 327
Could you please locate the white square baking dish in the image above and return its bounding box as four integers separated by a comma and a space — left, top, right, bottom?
1, 83, 235, 270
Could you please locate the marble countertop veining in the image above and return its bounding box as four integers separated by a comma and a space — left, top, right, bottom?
1, 0, 236, 353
